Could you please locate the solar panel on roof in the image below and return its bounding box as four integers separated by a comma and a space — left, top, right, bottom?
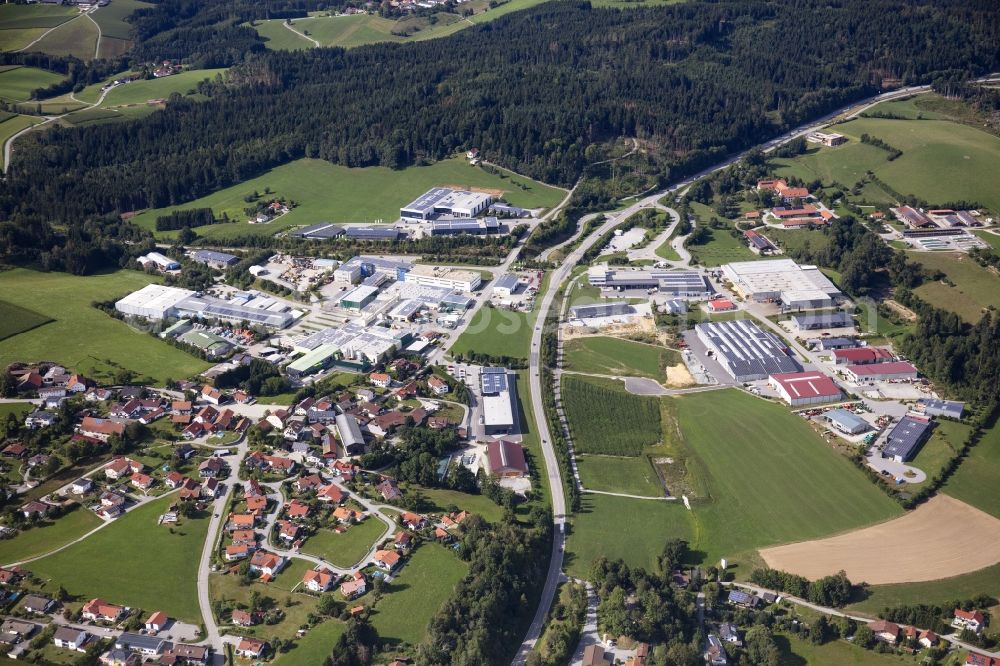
481, 367, 509, 395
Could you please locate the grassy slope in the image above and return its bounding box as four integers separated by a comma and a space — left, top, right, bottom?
905, 419, 970, 492
29, 14, 97, 59
0, 4, 78, 29
90, 0, 152, 40
0, 269, 210, 384
101, 69, 226, 106
132, 157, 563, 241
0, 506, 103, 565
565, 493, 693, 578
418, 487, 504, 523
300, 517, 388, 568
450, 273, 551, 360
253, 20, 315, 50
0, 66, 66, 103
776, 632, 918, 666
30, 495, 209, 622
848, 562, 1000, 614
575, 455, 664, 496
910, 251, 1000, 323
0, 114, 42, 169
272, 621, 346, 665
943, 419, 1000, 520
0, 299, 53, 341
686, 202, 760, 267
563, 336, 678, 381
674, 389, 902, 565
371, 544, 468, 647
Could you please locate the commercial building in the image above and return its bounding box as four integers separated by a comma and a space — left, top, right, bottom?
568, 302, 634, 320
138, 252, 180, 271
190, 250, 239, 269
291, 223, 346, 240
345, 226, 402, 241
481, 367, 517, 436
587, 265, 712, 298
290, 322, 411, 366
824, 408, 871, 435
336, 413, 365, 454
745, 230, 778, 254
916, 398, 964, 419
695, 319, 798, 381
403, 264, 482, 292
334, 256, 412, 285
489, 203, 532, 218
115, 284, 298, 328
814, 337, 860, 351
400, 188, 493, 220
721, 259, 843, 310
177, 330, 233, 359
844, 361, 919, 383
832, 347, 894, 365
339, 285, 380, 310
286, 343, 341, 377
492, 274, 521, 298
429, 217, 501, 236
768, 371, 842, 406
485, 440, 528, 477
791, 311, 853, 331
883, 416, 933, 462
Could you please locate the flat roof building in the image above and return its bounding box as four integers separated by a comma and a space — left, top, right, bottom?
721, 259, 843, 310
883, 416, 932, 462
568, 301, 634, 320
345, 226, 402, 241
400, 188, 492, 220
492, 273, 521, 298
339, 285, 380, 310
403, 264, 482, 292
287, 343, 341, 376
116, 284, 194, 320
481, 368, 517, 436
334, 255, 413, 285
814, 337, 860, 351
429, 217, 500, 236
291, 223, 346, 239
845, 361, 919, 383
768, 371, 841, 406
824, 408, 871, 435
695, 319, 798, 381
791, 311, 853, 331
191, 250, 240, 268
587, 265, 712, 298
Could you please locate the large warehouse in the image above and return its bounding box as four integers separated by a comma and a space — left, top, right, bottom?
403, 264, 482, 292
115, 284, 299, 328
883, 415, 933, 462
695, 319, 798, 381
721, 259, 843, 310
568, 301, 634, 320
768, 371, 842, 406
587, 265, 713, 298
481, 367, 518, 436
400, 188, 493, 220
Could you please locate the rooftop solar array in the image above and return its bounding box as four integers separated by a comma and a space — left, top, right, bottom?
345, 226, 401, 240
481, 367, 510, 395
883, 416, 932, 461
569, 301, 634, 319
695, 319, 798, 380
292, 223, 346, 239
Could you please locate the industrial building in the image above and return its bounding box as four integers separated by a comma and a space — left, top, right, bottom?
768, 371, 842, 406
429, 217, 501, 236
190, 250, 240, 269
695, 319, 798, 381
587, 265, 713, 298
832, 347, 894, 365
290, 321, 410, 367
345, 227, 402, 241
485, 440, 528, 477
916, 398, 964, 419
334, 256, 413, 285
489, 203, 532, 218
403, 264, 482, 292
893, 206, 934, 229
481, 367, 518, 436
177, 330, 233, 358
745, 230, 778, 254
137, 252, 180, 271
336, 414, 365, 454
568, 302, 634, 320
286, 343, 341, 376
116, 284, 299, 328
492, 274, 521, 298
721, 259, 844, 310
824, 408, 871, 435
813, 337, 859, 351
883, 416, 933, 462
339, 285, 380, 310
290, 223, 346, 240
400, 188, 493, 220
807, 131, 847, 147
791, 311, 853, 331
844, 361, 919, 383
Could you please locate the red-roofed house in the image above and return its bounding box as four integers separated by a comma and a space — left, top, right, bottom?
235, 638, 269, 659
303, 567, 337, 593
768, 371, 842, 406
317, 484, 345, 504
286, 500, 311, 520
954, 609, 986, 634
80, 417, 125, 442
249, 551, 287, 577
373, 549, 401, 571
145, 611, 169, 633
82, 598, 125, 623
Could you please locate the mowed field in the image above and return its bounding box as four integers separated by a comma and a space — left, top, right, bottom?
848, 561, 1000, 615
29, 14, 98, 60
30, 495, 209, 622
132, 157, 564, 241
0, 65, 66, 103
674, 390, 902, 565
371, 544, 468, 647
300, 517, 389, 568
910, 251, 1000, 323
90, 0, 150, 40
563, 336, 679, 382
0, 269, 210, 384
0, 505, 103, 565
760, 495, 1000, 584
685, 202, 761, 266
450, 273, 550, 361
943, 419, 1000, 520
575, 454, 665, 497
0, 3, 78, 51
0, 299, 53, 341
272, 621, 346, 666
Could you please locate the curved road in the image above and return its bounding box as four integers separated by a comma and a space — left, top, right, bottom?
509, 79, 1000, 663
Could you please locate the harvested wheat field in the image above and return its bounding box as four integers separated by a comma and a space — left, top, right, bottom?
759, 495, 1000, 584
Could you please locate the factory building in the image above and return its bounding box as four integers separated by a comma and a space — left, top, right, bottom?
695, 319, 798, 381
481, 367, 518, 436
791, 311, 853, 331
883, 416, 933, 462
403, 265, 482, 292
345, 227, 402, 241
138, 252, 180, 271
587, 265, 712, 298
824, 408, 871, 435
568, 302, 634, 320
400, 188, 493, 220
114, 284, 299, 329
334, 256, 413, 285
290, 223, 346, 240
190, 250, 240, 269
768, 371, 842, 406
721, 259, 844, 310
339, 285, 380, 310
492, 274, 521, 298
429, 217, 501, 236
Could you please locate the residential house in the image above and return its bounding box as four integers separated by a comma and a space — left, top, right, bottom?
202, 477, 220, 498
82, 598, 125, 623
719, 623, 741, 645
70, 478, 94, 495
582, 645, 611, 666
333, 506, 363, 524
374, 549, 401, 571
919, 630, 938, 648
427, 376, 449, 395
245, 495, 268, 514
20, 501, 51, 520
377, 478, 402, 501
340, 571, 367, 599
227, 513, 257, 531
249, 551, 287, 577
869, 620, 899, 644
23, 594, 55, 614
230, 609, 257, 627
178, 477, 202, 500
317, 484, 346, 504
79, 416, 125, 442
954, 609, 986, 634
25, 410, 57, 429
164, 644, 208, 665
231, 529, 257, 546
303, 568, 337, 593
225, 543, 254, 562
200, 385, 222, 405
401, 512, 427, 530
726, 590, 760, 609
706, 635, 728, 666
116, 632, 166, 656
54, 627, 90, 652
276, 520, 300, 543
369, 373, 391, 388
165, 471, 185, 489
199, 457, 226, 478
235, 638, 269, 659
393, 531, 412, 550
295, 474, 324, 494
286, 499, 311, 520
131, 473, 155, 491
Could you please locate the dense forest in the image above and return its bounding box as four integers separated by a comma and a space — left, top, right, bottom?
3, 0, 998, 235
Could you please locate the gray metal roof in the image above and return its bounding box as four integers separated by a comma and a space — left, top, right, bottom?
824, 408, 869, 432
192, 250, 239, 264
883, 416, 933, 461
792, 311, 852, 329
696, 319, 798, 380
569, 301, 634, 319
293, 223, 345, 239
116, 632, 166, 652
345, 227, 401, 240
336, 414, 365, 448
918, 398, 964, 419
493, 274, 520, 291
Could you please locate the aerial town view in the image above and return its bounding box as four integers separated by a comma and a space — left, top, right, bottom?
0, 0, 998, 665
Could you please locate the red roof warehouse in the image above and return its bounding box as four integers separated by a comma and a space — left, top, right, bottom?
832, 347, 894, 365
768, 371, 842, 406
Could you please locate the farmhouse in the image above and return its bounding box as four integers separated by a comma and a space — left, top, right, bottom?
869, 620, 900, 644
721, 259, 843, 310
768, 371, 842, 406
756, 178, 810, 201
823, 408, 871, 435
883, 416, 933, 462
695, 319, 797, 381
481, 367, 518, 435
893, 206, 934, 229
844, 361, 919, 383
485, 440, 528, 477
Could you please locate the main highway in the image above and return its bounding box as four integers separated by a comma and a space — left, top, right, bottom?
507, 78, 1000, 663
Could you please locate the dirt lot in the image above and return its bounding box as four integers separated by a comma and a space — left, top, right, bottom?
759, 495, 1000, 584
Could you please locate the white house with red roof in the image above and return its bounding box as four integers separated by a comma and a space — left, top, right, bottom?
953, 608, 986, 634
